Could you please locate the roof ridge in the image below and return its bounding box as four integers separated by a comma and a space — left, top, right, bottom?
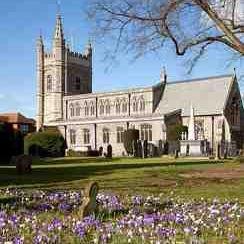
167, 74, 232, 85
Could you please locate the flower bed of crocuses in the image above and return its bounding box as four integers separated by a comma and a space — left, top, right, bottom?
0, 188, 244, 243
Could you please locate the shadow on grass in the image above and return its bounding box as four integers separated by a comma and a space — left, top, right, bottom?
0, 160, 223, 188
33, 157, 122, 165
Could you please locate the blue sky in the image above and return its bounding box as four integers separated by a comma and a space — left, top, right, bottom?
0, 0, 243, 118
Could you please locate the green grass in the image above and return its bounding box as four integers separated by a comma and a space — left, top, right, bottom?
1, 156, 243, 201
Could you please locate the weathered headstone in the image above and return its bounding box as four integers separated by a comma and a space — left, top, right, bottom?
98, 146, 103, 156
79, 182, 99, 218
13, 155, 32, 175
106, 144, 112, 158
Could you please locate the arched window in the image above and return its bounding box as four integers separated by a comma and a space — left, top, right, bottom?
99, 101, 105, 115
115, 99, 121, 114
84, 101, 89, 116
117, 127, 124, 143
140, 124, 152, 141
83, 129, 90, 144
103, 128, 110, 143
105, 100, 111, 114
70, 129, 76, 145
47, 75, 52, 92
75, 77, 81, 91
122, 99, 128, 113
132, 97, 138, 112
75, 103, 81, 117
70, 104, 75, 117
139, 96, 145, 112
90, 101, 95, 116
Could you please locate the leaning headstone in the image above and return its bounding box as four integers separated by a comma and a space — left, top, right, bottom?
13, 155, 32, 175
79, 182, 99, 218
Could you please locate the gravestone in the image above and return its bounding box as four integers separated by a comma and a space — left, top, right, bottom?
106, 144, 112, 158
79, 182, 99, 218
13, 155, 32, 175
98, 146, 103, 156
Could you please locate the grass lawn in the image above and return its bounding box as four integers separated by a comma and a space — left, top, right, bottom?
0, 156, 243, 200
1, 157, 244, 243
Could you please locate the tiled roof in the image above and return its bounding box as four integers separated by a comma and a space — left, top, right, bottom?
157, 75, 234, 116
0, 113, 35, 124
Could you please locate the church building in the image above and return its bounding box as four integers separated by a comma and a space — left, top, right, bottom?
36, 14, 244, 156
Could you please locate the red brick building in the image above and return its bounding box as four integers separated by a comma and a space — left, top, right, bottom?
0, 113, 35, 135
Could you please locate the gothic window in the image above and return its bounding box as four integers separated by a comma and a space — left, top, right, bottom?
105, 100, 111, 114
84, 101, 89, 116
115, 99, 121, 114
117, 127, 124, 143
122, 99, 128, 113
75, 77, 81, 90
75, 103, 81, 117
70, 129, 76, 145
103, 128, 110, 144
70, 104, 75, 117
83, 129, 90, 144
99, 101, 105, 115
140, 124, 152, 141
132, 97, 138, 112
139, 96, 145, 112
47, 75, 52, 92
90, 101, 95, 116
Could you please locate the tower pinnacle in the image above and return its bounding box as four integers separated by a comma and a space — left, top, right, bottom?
54, 14, 64, 40
37, 34, 44, 47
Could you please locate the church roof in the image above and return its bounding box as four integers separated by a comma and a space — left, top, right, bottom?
158, 74, 234, 116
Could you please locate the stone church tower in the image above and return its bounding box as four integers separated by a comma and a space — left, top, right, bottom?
36, 14, 92, 131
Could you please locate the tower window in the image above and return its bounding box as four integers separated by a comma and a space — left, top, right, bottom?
75, 77, 81, 90
47, 75, 52, 92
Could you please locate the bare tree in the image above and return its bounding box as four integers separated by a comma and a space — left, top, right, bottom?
87, 0, 244, 67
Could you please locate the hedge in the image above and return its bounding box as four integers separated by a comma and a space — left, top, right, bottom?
24, 131, 66, 157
